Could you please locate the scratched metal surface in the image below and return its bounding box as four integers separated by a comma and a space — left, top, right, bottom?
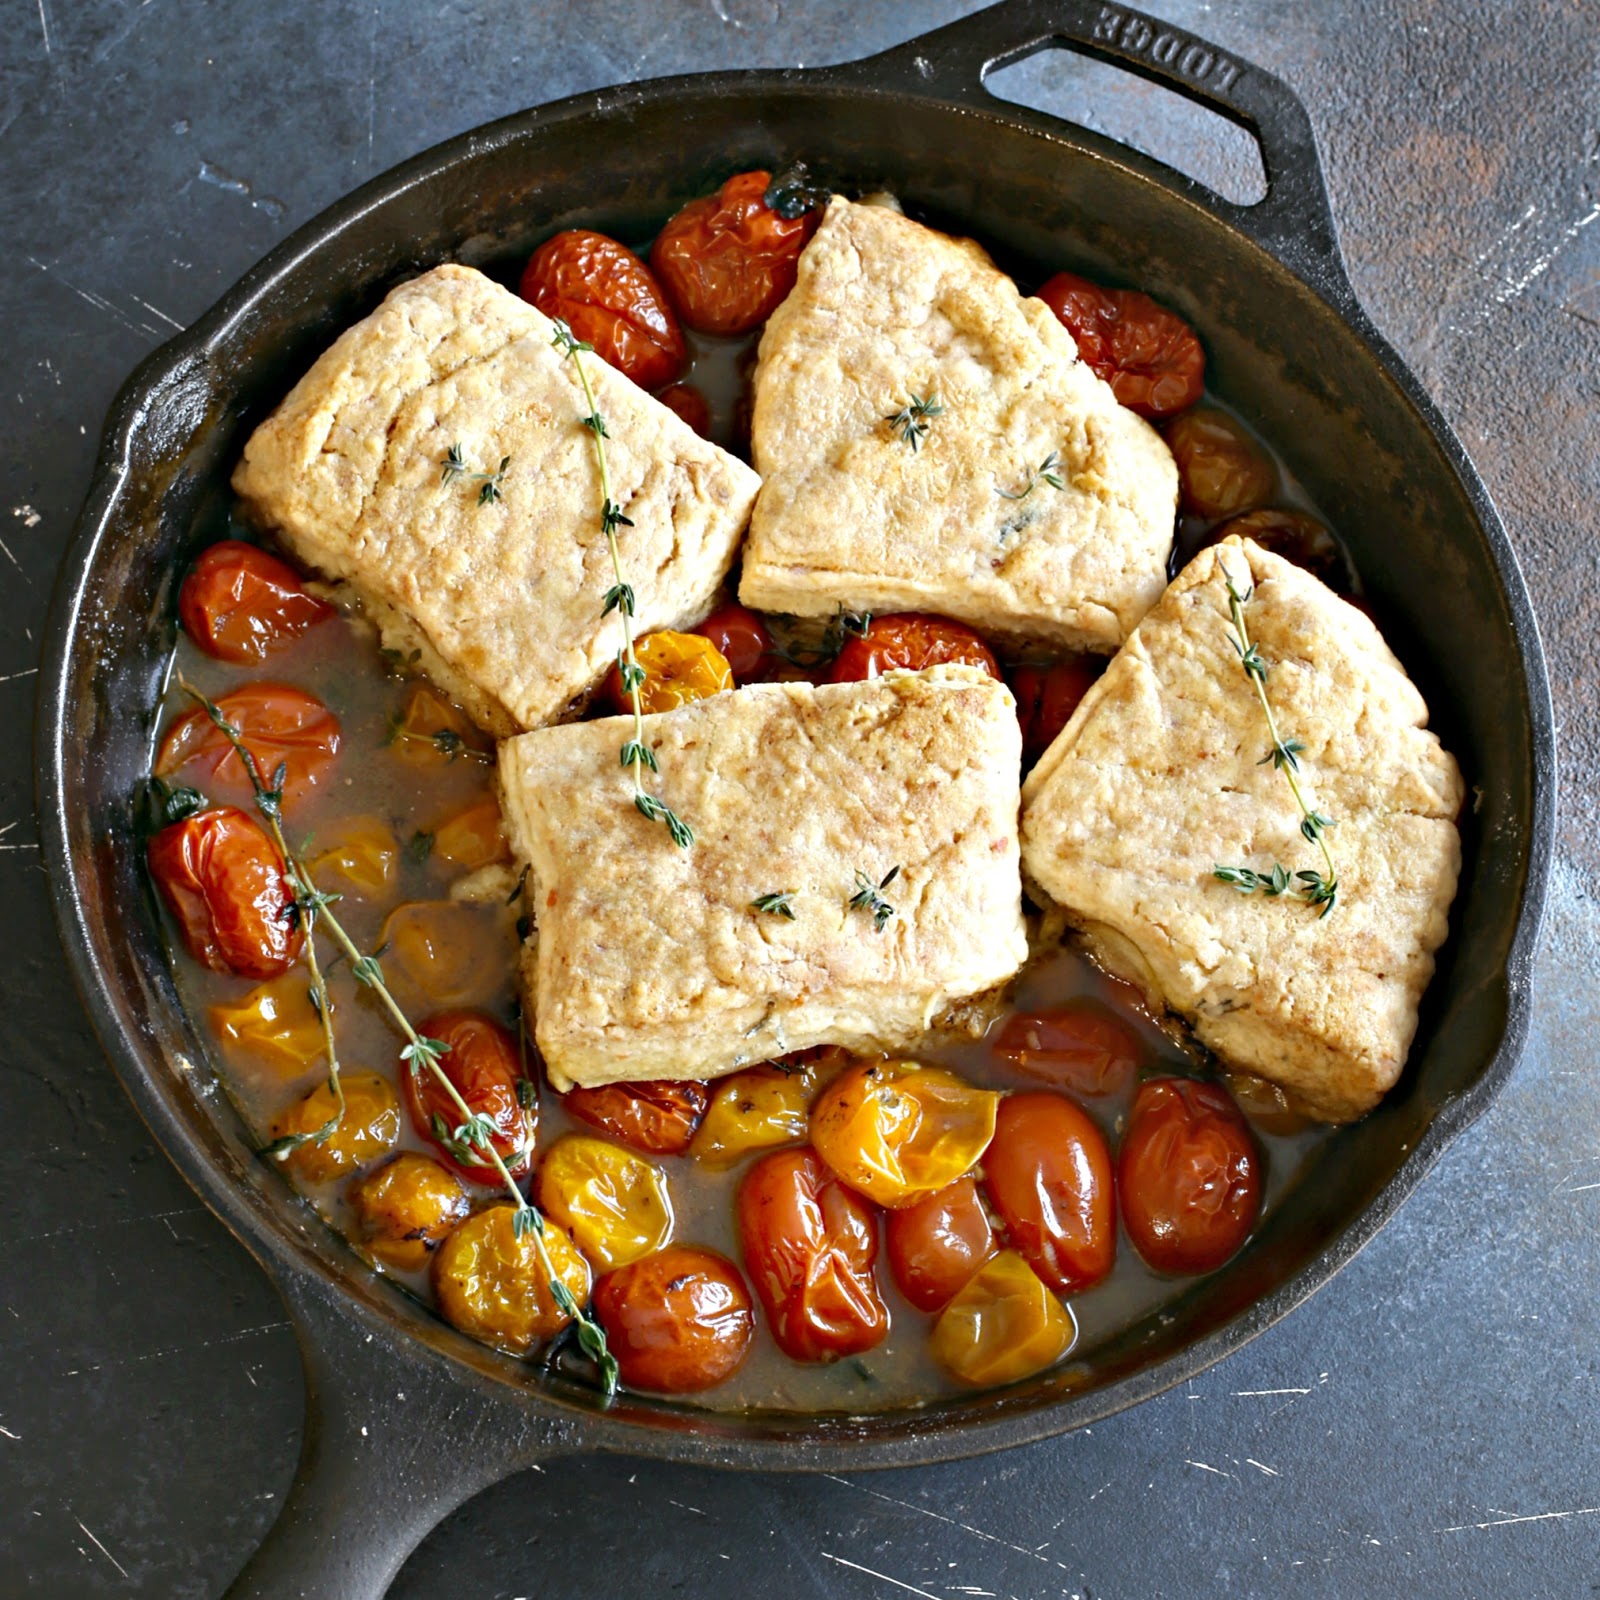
1, 2, 1596, 1596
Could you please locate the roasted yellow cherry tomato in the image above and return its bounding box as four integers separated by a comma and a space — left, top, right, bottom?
431, 796, 510, 872
809, 1060, 999, 1209
929, 1249, 1077, 1387
306, 814, 400, 898
690, 1051, 848, 1169
431, 1204, 592, 1356
535, 1134, 674, 1271
349, 1152, 471, 1273
210, 974, 330, 1077
386, 683, 492, 769
607, 630, 733, 715
380, 901, 510, 1009
270, 1072, 401, 1185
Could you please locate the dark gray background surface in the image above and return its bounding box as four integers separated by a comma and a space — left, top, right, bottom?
2, 1, 1597, 1596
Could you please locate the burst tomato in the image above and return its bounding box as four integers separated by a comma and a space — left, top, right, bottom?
929, 1249, 1077, 1387
429, 797, 509, 873
431, 1204, 591, 1356
536, 1134, 675, 1271
1164, 407, 1275, 520
657, 381, 712, 436
350, 1152, 471, 1273
563, 1079, 710, 1157
737, 1147, 888, 1362
1037, 271, 1205, 418
156, 683, 340, 810
990, 1005, 1140, 1096
209, 972, 328, 1075
1010, 658, 1103, 761
1119, 1077, 1261, 1275
608, 629, 734, 714
694, 602, 775, 683
306, 814, 399, 898
380, 901, 511, 1010
148, 806, 301, 978
828, 614, 1001, 684
271, 1071, 401, 1185
690, 1057, 839, 1170
519, 229, 687, 389
403, 1010, 536, 1183
1204, 508, 1349, 590
651, 170, 819, 335
810, 1061, 999, 1209
982, 1091, 1116, 1295
886, 1175, 996, 1313
385, 683, 492, 769
178, 540, 333, 663
593, 1245, 755, 1393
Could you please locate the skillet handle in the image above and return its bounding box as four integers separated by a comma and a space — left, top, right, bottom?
832, 0, 1348, 291
223, 1270, 569, 1600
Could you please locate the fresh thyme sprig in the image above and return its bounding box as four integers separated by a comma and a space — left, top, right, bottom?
848, 865, 900, 932
997, 451, 1066, 501
885, 393, 943, 453
750, 891, 797, 921
770, 604, 872, 670
382, 715, 493, 765
551, 316, 693, 851
174, 679, 619, 1395
1212, 564, 1339, 917
441, 443, 510, 506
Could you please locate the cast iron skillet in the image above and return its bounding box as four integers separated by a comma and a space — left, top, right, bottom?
37, 2, 1554, 1595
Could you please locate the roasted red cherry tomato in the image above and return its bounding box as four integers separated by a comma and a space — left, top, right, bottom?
1037, 271, 1205, 418
651, 170, 820, 335
519, 229, 686, 389
657, 382, 712, 437
1204, 508, 1349, 590
593, 1244, 755, 1393
1119, 1077, 1261, 1275
1010, 658, 1103, 761
990, 1005, 1140, 1096
563, 1079, 710, 1157
179, 541, 333, 664
156, 683, 340, 810
147, 806, 302, 978
737, 1147, 888, 1362
694, 602, 775, 683
402, 1010, 536, 1183
886, 1175, 996, 1314
1164, 407, 1275, 520
829, 614, 1001, 684
982, 1091, 1115, 1295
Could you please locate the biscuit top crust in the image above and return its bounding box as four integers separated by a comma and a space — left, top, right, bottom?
232, 264, 760, 734
739, 197, 1178, 651
1021, 537, 1464, 1122
499, 666, 1029, 1089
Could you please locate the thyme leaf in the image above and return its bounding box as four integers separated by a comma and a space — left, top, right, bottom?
441, 443, 510, 506
997, 451, 1066, 501
750, 891, 797, 920
885, 392, 943, 453
848, 865, 900, 932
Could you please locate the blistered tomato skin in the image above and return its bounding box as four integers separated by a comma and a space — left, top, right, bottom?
563, 1079, 710, 1156
1036, 271, 1205, 418
1119, 1077, 1262, 1275
179, 541, 334, 663
519, 229, 687, 389
982, 1091, 1116, 1295
657, 382, 712, 437
536, 1134, 675, 1271
403, 1010, 536, 1183
991, 1005, 1141, 1096
887, 1175, 996, 1313
147, 807, 302, 979
829, 614, 1001, 684
306, 815, 399, 898
694, 603, 775, 683
381, 901, 510, 1011
386, 683, 492, 769
929, 1249, 1077, 1387
608, 629, 734, 714
1164, 408, 1275, 520
1010, 659, 1102, 762
651, 170, 821, 336
209, 973, 328, 1074
593, 1245, 755, 1393
273, 1072, 401, 1185
737, 1147, 888, 1363
350, 1152, 470, 1273
156, 682, 341, 810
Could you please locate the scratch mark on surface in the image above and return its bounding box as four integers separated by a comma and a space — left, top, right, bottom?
0, 668, 39, 684
819, 1553, 942, 1599
1185, 1459, 1233, 1479
1233, 1387, 1312, 1397
707, 0, 744, 25
365, 3, 380, 173
1246, 1459, 1280, 1477
0, 1424, 19, 1439
667, 1500, 706, 1515
131, 295, 183, 331
74, 1517, 130, 1580
35, 0, 53, 57
61, 1319, 290, 1374
0, 537, 27, 579
25, 256, 160, 338
1437, 1504, 1600, 1534
1493, 202, 1600, 306
17, 1203, 206, 1245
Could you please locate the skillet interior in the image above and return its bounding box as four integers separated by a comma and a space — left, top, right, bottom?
41, 73, 1546, 1463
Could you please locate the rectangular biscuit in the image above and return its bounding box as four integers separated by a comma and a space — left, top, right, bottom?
739, 198, 1178, 651
232, 264, 760, 734
1020, 537, 1463, 1122
499, 666, 1029, 1090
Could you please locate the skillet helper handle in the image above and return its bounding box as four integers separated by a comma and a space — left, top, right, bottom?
224, 1272, 567, 1600
837, 0, 1347, 290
